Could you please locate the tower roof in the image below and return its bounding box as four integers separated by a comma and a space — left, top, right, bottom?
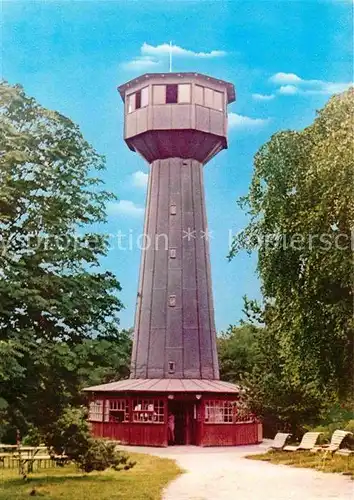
118, 72, 236, 103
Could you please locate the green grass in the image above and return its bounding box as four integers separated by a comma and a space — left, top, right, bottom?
247, 450, 354, 479
0, 453, 182, 500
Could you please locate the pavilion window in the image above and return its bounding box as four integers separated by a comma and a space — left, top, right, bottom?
204, 400, 255, 424
132, 398, 165, 424
88, 400, 103, 422
105, 399, 130, 423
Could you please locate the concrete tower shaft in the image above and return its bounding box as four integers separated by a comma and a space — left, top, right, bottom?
118, 73, 235, 380
131, 158, 219, 379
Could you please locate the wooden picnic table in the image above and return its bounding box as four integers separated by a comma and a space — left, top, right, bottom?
18, 446, 48, 452
0, 444, 68, 472
0, 445, 48, 453
0, 444, 17, 450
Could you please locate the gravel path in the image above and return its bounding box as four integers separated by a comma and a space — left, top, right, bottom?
123, 442, 353, 500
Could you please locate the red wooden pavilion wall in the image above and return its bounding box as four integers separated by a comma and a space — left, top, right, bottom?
88, 393, 262, 447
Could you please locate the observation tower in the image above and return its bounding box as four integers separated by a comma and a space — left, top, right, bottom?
85, 73, 262, 447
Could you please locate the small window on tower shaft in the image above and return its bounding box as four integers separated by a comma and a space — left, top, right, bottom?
168, 361, 175, 373
169, 295, 176, 307
135, 90, 142, 109
166, 84, 178, 104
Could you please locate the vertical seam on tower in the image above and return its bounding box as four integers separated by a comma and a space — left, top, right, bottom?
192, 160, 202, 378
181, 159, 185, 378
200, 164, 215, 378
132, 164, 152, 377
146, 160, 160, 378
164, 159, 171, 377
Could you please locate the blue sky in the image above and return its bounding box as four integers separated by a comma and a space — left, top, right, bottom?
1, 0, 353, 331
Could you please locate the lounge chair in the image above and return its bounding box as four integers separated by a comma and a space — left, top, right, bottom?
283, 432, 322, 451
311, 430, 352, 454
269, 432, 291, 451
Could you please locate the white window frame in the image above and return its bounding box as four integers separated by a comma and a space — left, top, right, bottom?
105, 398, 130, 423
132, 398, 165, 424
213, 90, 224, 111
140, 86, 149, 108
89, 400, 103, 422
195, 84, 204, 106
153, 84, 166, 105
204, 400, 255, 424
194, 85, 225, 111
127, 93, 136, 114
177, 84, 191, 103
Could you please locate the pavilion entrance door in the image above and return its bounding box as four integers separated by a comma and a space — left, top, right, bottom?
168, 401, 197, 445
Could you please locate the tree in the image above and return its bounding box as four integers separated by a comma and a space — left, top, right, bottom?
0, 82, 126, 438
229, 89, 354, 426
0, 82, 122, 343
217, 324, 261, 383
75, 329, 133, 388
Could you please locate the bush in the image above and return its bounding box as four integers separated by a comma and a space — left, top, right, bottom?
311, 424, 338, 444
22, 426, 41, 446
308, 406, 354, 446
44, 406, 135, 473
344, 420, 354, 449
75, 439, 135, 473
44, 406, 92, 458
344, 420, 354, 434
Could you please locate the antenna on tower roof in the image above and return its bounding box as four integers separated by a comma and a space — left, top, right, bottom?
169, 41, 173, 72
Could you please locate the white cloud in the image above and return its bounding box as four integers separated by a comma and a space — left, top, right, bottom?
121, 56, 161, 71
270, 72, 303, 84
107, 200, 144, 217
252, 93, 275, 101
141, 42, 226, 59
121, 42, 226, 71
228, 112, 270, 129
131, 170, 148, 189
278, 85, 299, 95
319, 82, 352, 94
271, 72, 353, 96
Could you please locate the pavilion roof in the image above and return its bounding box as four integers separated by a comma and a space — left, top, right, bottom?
83, 378, 241, 394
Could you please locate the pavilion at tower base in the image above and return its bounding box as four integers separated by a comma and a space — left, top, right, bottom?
84, 379, 262, 447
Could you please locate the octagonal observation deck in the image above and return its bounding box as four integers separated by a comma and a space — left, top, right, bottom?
118, 72, 236, 165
